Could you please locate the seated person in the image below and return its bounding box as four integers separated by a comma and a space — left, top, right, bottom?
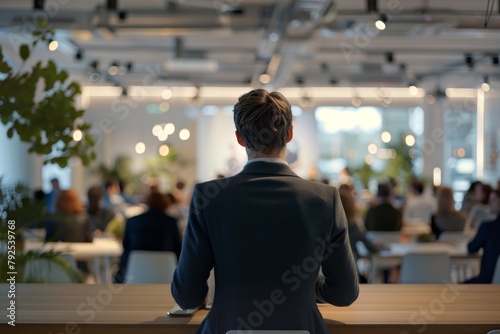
102, 178, 128, 218
44, 189, 93, 275
403, 179, 436, 223
430, 187, 465, 239
365, 183, 402, 231
44, 190, 93, 243
86, 185, 116, 233
114, 191, 182, 283
465, 183, 494, 229
465, 190, 500, 283
339, 184, 378, 283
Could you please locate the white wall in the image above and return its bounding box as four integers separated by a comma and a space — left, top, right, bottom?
0, 124, 42, 187
196, 108, 247, 182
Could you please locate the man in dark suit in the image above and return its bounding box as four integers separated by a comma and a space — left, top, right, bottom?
114, 191, 182, 283
172, 89, 359, 334
465, 189, 500, 283
365, 183, 402, 231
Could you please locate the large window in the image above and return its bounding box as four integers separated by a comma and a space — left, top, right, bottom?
315, 105, 424, 192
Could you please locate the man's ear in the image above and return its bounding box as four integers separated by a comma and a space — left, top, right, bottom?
235, 130, 247, 147
286, 125, 294, 143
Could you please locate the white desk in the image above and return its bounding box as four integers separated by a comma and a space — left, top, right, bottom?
24, 238, 123, 283
370, 242, 479, 283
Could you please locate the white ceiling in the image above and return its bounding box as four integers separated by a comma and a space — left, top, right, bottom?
1, 0, 500, 91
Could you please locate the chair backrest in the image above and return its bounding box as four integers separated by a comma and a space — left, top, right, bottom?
124, 250, 177, 284
22, 253, 80, 283
226, 331, 310, 334
492, 255, 500, 284
399, 252, 451, 284
438, 232, 471, 244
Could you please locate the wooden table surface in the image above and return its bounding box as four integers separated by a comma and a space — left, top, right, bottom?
1, 284, 499, 333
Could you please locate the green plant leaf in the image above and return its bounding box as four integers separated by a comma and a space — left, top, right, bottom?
19, 44, 30, 61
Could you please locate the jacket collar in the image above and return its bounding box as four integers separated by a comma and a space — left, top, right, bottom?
239, 160, 299, 177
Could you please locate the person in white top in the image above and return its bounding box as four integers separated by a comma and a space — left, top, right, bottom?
404, 180, 437, 223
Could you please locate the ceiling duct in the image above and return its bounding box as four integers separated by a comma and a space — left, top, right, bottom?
287, 0, 335, 38
165, 35, 218, 73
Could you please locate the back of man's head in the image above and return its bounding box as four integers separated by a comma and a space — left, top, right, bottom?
377, 183, 391, 199
410, 180, 424, 195
233, 89, 292, 154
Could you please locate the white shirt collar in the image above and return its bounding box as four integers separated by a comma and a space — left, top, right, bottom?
247, 157, 289, 165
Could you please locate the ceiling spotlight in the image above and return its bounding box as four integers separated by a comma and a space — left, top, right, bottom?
425, 94, 436, 104
118, 10, 128, 21
259, 73, 271, 84
493, 54, 499, 65
162, 88, 173, 100
75, 48, 83, 60
375, 14, 387, 31
385, 52, 394, 63
106, 0, 117, 10
89, 60, 100, 81
408, 83, 419, 96
90, 60, 99, 70
351, 96, 362, 107
367, 0, 378, 13
108, 62, 119, 75
482, 76, 490, 92
465, 53, 474, 69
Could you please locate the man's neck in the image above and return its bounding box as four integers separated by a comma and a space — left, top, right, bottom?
247, 147, 287, 160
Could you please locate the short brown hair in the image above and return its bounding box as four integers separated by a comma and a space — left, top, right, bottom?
233, 89, 292, 154
147, 191, 168, 211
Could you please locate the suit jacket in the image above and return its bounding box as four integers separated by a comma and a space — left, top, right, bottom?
172, 161, 359, 334
44, 212, 93, 243
364, 202, 402, 231
466, 215, 500, 283
114, 208, 182, 283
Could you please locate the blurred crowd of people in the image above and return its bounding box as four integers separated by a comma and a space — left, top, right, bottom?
26, 173, 500, 284
333, 178, 500, 284
29, 177, 190, 280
